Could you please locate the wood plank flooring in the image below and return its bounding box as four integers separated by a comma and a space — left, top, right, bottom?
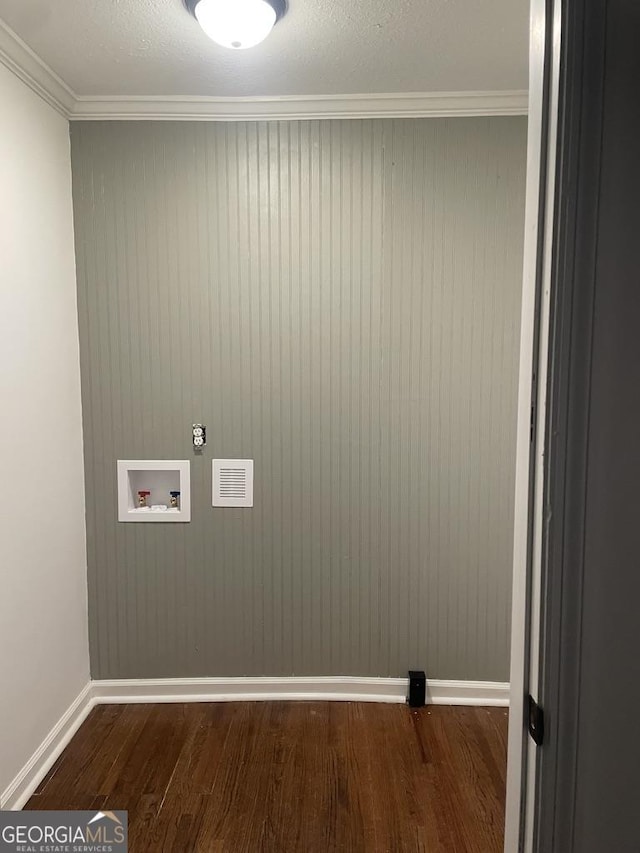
26, 702, 508, 852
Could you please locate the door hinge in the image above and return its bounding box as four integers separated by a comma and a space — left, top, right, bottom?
528, 694, 545, 746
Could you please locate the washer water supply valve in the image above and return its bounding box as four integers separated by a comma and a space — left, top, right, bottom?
192, 424, 206, 449
137, 490, 151, 508
169, 490, 181, 509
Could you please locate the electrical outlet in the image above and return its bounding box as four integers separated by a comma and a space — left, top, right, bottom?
192, 424, 206, 449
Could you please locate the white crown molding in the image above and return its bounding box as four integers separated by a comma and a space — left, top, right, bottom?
2, 677, 509, 810
0, 19, 527, 121
0, 19, 75, 117
70, 91, 528, 121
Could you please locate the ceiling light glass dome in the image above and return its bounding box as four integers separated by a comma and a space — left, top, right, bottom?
186, 0, 286, 50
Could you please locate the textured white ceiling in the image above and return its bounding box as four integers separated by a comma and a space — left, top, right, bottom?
0, 0, 528, 98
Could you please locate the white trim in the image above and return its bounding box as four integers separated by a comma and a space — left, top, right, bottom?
522, 1, 561, 850
0, 19, 75, 117
504, 13, 544, 844
504, 0, 561, 850
69, 91, 528, 121
428, 680, 510, 707
90, 676, 510, 707
0, 20, 528, 122
0, 683, 94, 811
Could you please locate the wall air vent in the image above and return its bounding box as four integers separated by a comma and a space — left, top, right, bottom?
212, 459, 254, 507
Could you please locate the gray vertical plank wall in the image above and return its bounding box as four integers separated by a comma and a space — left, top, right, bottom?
71, 117, 526, 681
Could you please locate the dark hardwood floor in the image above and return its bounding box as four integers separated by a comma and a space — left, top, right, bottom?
26, 702, 507, 852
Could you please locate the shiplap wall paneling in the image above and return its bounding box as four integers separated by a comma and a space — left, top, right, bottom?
71, 117, 526, 681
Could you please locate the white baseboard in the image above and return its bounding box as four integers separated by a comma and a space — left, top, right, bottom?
91, 676, 510, 708
1, 682, 94, 811
427, 679, 510, 706
2, 676, 509, 811
91, 676, 408, 705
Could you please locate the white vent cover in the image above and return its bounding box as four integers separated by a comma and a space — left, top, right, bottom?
212, 459, 254, 507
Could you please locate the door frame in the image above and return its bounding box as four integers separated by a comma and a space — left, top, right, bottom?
504, 0, 562, 849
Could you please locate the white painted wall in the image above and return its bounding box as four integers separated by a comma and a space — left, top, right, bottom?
0, 64, 89, 803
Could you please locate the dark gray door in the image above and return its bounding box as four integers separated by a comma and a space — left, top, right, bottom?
535, 1, 640, 851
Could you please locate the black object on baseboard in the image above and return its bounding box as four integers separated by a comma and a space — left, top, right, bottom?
408, 670, 426, 707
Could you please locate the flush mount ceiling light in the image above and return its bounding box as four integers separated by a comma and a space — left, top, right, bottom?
185, 0, 287, 50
